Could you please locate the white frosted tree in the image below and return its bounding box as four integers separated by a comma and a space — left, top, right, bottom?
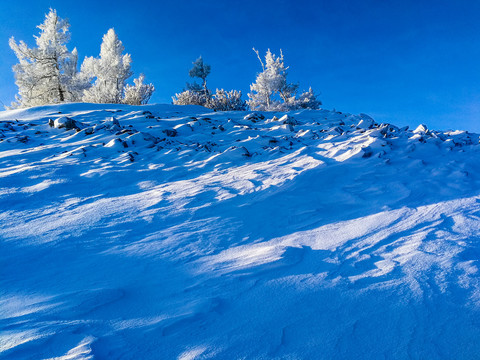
62, 48, 91, 102
9, 9, 88, 108
247, 49, 320, 111
82, 29, 133, 104
247, 49, 288, 111
123, 74, 155, 105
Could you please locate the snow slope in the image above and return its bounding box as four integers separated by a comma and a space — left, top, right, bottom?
1, 103, 480, 359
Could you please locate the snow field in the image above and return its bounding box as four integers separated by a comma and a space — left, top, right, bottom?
1, 103, 480, 359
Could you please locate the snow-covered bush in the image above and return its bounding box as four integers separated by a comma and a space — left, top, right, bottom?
82, 29, 133, 104
173, 88, 246, 110
295, 87, 321, 110
172, 90, 209, 106
9, 9, 90, 108
208, 89, 246, 111
123, 74, 155, 105
247, 49, 320, 111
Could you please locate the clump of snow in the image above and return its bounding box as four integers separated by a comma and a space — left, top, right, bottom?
105, 138, 128, 149
413, 123, 429, 133
51, 116, 80, 130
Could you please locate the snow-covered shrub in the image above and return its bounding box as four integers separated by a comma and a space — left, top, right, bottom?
173, 89, 246, 110
123, 74, 155, 105
172, 90, 209, 106
295, 87, 321, 110
9, 9, 90, 108
208, 89, 246, 111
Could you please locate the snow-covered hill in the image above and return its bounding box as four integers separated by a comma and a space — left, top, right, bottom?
1, 103, 480, 359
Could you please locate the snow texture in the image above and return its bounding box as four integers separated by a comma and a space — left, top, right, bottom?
1, 103, 480, 359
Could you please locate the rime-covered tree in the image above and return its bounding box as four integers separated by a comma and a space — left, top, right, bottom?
82, 29, 133, 104
247, 49, 287, 111
9, 9, 88, 108
247, 48, 320, 111
62, 48, 91, 102
188, 56, 211, 98
123, 74, 155, 105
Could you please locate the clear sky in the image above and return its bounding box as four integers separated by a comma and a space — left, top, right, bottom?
1, 0, 480, 131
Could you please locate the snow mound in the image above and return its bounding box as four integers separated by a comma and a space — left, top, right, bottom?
1, 103, 480, 359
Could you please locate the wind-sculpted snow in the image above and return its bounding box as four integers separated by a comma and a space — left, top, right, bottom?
1, 103, 480, 359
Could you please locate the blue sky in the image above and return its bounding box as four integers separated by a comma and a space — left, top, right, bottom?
1, 0, 480, 131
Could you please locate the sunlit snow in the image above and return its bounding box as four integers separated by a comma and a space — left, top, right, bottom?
1, 103, 480, 359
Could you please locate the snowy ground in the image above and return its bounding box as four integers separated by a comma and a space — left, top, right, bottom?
1, 103, 480, 359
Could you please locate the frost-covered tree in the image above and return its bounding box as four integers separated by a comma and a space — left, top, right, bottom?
247, 48, 320, 111
123, 74, 155, 105
9, 9, 88, 108
82, 29, 133, 104
208, 89, 246, 111
62, 48, 91, 102
188, 56, 211, 98
247, 49, 287, 111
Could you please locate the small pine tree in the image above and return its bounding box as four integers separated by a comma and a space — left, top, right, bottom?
173, 56, 245, 110
123, 74, 155, 105
9, 9, 88, 108
82, 28, 133, 104
188, 56, 211, 98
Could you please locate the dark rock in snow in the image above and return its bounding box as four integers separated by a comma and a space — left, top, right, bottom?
16, 135, 29, 143
362, 146, 373, 158
280, 115, 299, 125
244, 113, 265, 121
163, 129, 178, 137
110, 117, 120, 127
